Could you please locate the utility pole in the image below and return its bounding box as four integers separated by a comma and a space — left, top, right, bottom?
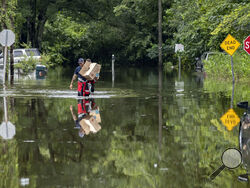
158, 0, 162, 68
158, 0, 163, 154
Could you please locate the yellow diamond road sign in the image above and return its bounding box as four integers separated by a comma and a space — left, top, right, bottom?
220, 34, 241, 56
220, 108, 240, 131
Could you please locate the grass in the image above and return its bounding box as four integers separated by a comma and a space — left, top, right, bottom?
204, 49, 250, 82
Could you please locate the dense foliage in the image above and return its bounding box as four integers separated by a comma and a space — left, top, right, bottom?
0, 0, 249, 67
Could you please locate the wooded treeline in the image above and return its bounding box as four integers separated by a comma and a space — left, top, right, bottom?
0, 0, 249, 66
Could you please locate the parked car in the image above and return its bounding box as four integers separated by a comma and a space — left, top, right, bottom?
195, 51, 228, 72
0, 48, 41, 65
201, 52, 227, 62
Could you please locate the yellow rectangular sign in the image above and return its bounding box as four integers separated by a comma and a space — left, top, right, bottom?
220, 34, 241, 56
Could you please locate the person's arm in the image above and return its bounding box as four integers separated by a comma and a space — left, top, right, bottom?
70, 74, 77, 89
70, 105, 77, 121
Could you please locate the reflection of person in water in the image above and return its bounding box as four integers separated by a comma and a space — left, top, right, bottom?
70, 104, 86, 138
70, 99, 99, 137
238, 106, 250, 182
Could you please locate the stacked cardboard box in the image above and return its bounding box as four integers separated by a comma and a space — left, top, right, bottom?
79, 115, 101, 134
79, 61, 91, 76
79, 118, 91, 135
79, 62, 101, 81
89, 107, 101, 123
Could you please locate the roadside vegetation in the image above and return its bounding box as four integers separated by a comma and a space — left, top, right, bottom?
0, 0, 249, 69
14, 55, 48, 74
204, 49, 250, 82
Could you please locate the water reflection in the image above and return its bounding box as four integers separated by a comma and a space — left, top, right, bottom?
70, 99, 101, 137
0, 86, 16, 140
238, 102, 250, 181
0, 67, 249, 187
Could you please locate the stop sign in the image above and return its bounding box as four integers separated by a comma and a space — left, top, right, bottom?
243, 35, 250, 55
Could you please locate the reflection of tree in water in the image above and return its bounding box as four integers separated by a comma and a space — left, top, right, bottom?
0, 140, 18, 188
3, 97, 110, 186
0, 97, 18, 187
1, 76, 249, 187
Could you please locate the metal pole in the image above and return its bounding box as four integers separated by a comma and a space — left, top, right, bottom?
231, 80, 235, 109
112, 54, 115, 87
3, 30, 8, 85
3, 84, 8, 137
3, 96, 8, 122
3, 46, 7, 85
178, 56, 181, 80
231, 56, 235, 84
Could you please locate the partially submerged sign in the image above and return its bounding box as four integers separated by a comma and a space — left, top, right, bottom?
220, 108, 240, 131
220, 34, 240, 56
175, 44, 184, 53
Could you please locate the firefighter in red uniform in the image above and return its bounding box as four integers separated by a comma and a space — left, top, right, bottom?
69, 58, 91, 96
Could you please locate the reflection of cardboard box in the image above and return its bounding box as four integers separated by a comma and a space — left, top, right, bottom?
90, 107, 101, 123
80, 115, 101, 134
79, 61, 91, 76
79, 119, 90, 135
83, 63, 101, 80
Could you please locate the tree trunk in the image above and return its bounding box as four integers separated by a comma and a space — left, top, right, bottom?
158, 0, 162, 68
10, 45, 14, 83
29, 0, 37, 47
158, 0, 163, 160
10, 11, 15, 84
35, 9, 47, 50
1, 0, 7, 29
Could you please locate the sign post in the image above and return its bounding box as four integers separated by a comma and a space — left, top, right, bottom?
0, 29, 15, 85
112, 54, 115, 87
220, 34, 240, 83
175, 44, 184, 80
243, 35, 250, 55
219, 35, 241, 125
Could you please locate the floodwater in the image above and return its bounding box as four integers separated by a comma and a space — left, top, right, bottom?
0, 66, 249, 188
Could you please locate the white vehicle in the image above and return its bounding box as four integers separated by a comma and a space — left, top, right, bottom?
0, 48, 41, 65
201, 51, 228, 62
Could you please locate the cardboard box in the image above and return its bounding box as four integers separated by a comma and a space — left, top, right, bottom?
80, 115, 101, 134
79, 61, 91, 76
89, 107, 101, 123
83, 63, 101, 80
79, 119, 90, 135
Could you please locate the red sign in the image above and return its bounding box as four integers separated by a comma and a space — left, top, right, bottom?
244, 35, 250, 55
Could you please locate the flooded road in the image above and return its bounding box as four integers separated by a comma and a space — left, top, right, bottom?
0, 67, 249, 187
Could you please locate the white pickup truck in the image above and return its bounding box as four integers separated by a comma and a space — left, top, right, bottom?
0, 48, 41, 66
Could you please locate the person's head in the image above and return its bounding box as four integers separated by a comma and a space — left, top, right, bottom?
78, 128, 85, 138
39, 71, 43, 76
78, 58, 85, 67
86, 58, 91, 63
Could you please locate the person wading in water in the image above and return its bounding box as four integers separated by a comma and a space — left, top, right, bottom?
69, 58, 90, 96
